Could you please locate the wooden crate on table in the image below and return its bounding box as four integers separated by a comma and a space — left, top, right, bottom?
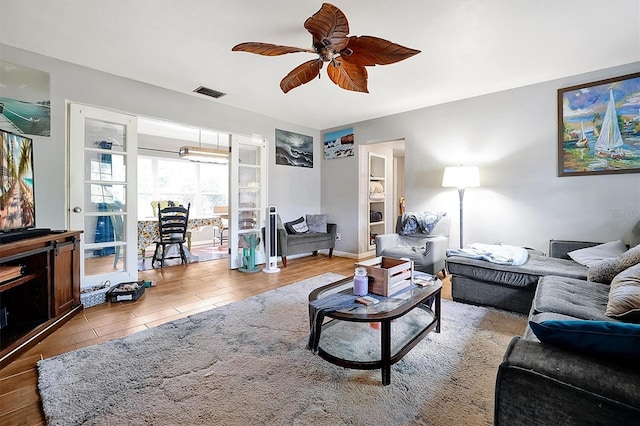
356, 256, 413, 297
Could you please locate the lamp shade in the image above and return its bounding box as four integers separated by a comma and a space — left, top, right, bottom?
442, 166, 480, 189
179, 146, 229, 164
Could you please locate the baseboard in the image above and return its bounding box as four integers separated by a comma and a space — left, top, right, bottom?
332, 250, 374, 259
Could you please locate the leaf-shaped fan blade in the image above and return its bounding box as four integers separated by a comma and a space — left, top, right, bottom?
304, 3, 349, 52
280, 59, 323, 93
232, 42, 314, 56
327, 58, 368, 93
340, 36, 421, 66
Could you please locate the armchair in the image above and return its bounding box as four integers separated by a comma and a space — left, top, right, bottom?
375, 215, 451, 275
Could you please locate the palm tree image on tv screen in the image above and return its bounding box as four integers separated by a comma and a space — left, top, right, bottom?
0, 129, 35, 232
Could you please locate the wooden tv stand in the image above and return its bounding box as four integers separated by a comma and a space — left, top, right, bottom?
0, 231, 82, 369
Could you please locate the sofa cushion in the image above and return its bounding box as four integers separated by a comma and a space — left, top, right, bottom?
588, 244, 640, 284
498, 336, 640, 424
606, 263, 640, 322
287, 232, 333, 247
284, 216, 309, 234
529, 319, 640, 361
446, 252, 587, 289
306, 214, 328, 233
532, 275, 610, 320
568, 239, 628, 267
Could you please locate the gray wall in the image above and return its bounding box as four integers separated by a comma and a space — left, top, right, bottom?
0, 44, 322, 230
323, 62, 640, 254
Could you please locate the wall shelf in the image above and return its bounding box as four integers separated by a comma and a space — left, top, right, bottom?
368, 153, 387, 250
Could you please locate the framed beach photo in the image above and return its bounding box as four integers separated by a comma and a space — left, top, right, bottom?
558, 72, 640, 177
0, 60, 51, 137
323, 127, 354, 159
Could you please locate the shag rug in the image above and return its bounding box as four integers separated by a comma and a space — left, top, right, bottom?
38, 273, 526, 425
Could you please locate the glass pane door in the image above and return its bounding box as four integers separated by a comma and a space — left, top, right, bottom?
229, 135, 266, 269
68, 103, 138, 288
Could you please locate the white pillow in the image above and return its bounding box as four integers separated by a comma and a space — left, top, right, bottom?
568, 239, 628, 267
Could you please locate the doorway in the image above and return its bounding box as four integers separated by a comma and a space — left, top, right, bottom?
359, 139, 405, 254
136, 117, 231, 269
136, 118, 269, 271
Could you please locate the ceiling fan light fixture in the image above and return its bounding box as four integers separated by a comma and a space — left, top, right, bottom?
231, 3, 420, 93
179, 146, 229, 164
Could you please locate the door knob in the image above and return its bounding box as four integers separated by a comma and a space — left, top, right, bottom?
73, 207, 82, 213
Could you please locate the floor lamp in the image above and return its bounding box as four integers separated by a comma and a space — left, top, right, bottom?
442, 166, 480, 248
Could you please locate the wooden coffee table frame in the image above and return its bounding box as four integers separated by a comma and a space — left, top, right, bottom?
309, 277, 442, 385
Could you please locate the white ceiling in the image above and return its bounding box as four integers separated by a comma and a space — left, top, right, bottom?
1, 0, 639, 130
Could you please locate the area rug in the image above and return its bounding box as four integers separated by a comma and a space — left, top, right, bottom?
38, 273, 526, 425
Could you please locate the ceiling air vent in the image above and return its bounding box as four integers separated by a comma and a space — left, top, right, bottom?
193, 86, 226, 99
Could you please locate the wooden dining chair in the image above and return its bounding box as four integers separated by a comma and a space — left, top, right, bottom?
213, 205, 229, 245
151, 202, 190, 268
151, 200, 192, 250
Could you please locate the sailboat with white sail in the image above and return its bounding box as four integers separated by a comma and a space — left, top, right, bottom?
575, 120, 588, 148
595, 89, 625, 159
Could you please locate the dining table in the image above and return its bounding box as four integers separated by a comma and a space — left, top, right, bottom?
137, 216, 224, 254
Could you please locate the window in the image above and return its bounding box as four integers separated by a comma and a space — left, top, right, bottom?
137, 155, 228, 218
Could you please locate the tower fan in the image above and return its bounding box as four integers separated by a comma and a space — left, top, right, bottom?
263, 205, 280, 273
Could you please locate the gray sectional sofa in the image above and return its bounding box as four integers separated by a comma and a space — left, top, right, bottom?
446, 238, 640, 425
494, 253, 640, 424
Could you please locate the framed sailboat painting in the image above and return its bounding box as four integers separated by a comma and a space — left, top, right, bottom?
558, 72, 640, 176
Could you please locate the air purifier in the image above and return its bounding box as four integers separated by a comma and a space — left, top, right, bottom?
262, 205, 280, 273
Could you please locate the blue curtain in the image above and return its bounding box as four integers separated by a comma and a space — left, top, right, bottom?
93, 141, 115, 256
94, 203, 115, 256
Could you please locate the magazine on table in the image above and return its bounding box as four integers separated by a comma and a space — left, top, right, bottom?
413, 272, 436, 287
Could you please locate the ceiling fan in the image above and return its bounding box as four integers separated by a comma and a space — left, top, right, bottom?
232, 3, 420, 93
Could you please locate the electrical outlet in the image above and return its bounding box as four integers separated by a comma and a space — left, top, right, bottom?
335, 233, 341, 241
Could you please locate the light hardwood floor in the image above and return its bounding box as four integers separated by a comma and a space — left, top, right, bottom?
0, 254, 449, 425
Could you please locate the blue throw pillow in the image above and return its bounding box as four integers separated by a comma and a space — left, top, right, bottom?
529, 319, 640, 360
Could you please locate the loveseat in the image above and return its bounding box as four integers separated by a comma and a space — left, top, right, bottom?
494, 240, 640, 425
264, 214, 336, 267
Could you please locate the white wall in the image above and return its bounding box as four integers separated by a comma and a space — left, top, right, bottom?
0, 44, 322, 229
326, 62, 640, 253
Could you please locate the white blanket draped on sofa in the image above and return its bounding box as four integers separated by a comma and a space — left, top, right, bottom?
446, 243, 529, 266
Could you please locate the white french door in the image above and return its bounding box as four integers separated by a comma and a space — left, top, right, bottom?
68, 103, 138, 288
229, 135, 267, 269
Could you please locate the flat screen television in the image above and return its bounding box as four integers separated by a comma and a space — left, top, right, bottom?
0, 128, 36, 232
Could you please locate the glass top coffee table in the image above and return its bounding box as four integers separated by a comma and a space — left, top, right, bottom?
308, 276, 442, 385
